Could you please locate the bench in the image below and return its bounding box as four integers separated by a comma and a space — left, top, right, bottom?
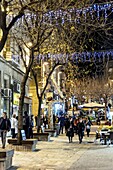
0, 149, 14, 170
8, 139, 38, 151
33, 132, 50, 141
8, 139, 17, 145
44, 129, 57, 137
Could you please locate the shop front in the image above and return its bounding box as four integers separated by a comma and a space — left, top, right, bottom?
24, 96, 32, 115
13, 93, 32, 116
13, 93, 20, 116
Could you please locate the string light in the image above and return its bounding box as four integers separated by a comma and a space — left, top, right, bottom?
39, 2, 113, 64
36, 50, 113, 64
43, 2, 113, 24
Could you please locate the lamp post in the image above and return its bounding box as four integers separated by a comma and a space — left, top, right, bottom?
71, 95, 75, 116
58, 71, 62, 87
10, 83, 14, 116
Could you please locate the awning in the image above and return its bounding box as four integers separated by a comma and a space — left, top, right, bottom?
82, 102, 105, 108
24, 96, 32, 104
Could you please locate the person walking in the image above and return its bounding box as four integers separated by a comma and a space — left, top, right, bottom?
23, 111, 30, 139
64, 115, 69, 134
86, 117, 92, 137
59, 115, 65, 134
29, 115, 34, 138
15, 116, 18, 138
0, 112, 11, 148
74, 117, 79, 135
43, 115, 48, 129
66, 117, 74, 143
77, 118, 85, 144
11, 114, 17, 138
53, 114, 56, 130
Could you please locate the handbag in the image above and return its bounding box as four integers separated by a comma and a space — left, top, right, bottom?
86, 125, 90, 129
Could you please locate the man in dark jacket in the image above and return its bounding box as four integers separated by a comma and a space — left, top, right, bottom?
23, 111, 30, 139
77, 118, 85, 144
59, 115, 65, 134
0, 112, 11, 148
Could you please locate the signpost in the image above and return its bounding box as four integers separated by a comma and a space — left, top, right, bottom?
21, 130, 26, 141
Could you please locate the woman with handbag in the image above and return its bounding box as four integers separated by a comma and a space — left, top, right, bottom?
66, 117, 74, 143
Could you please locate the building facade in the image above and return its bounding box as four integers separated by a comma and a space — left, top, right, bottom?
0, 56, 32, 118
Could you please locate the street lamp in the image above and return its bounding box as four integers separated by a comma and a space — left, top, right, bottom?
71, 95, 75, 116
58, 71, 62, 87
42, 61, 49, 88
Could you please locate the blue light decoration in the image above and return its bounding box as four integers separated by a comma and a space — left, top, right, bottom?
43, 2, 113, 24
36, 50, 113, 64
71, 50, 113, 63
36, 2, 113, 64
97, 5, 100, 20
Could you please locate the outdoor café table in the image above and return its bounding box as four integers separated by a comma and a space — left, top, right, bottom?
100, 131, 110, 145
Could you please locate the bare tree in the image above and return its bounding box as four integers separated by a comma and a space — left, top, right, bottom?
0, 0, 44, 52
11, 6, 55, 143
87, 78, 113, 119
11, 0, 72, 142
2, 0, 112, 141
32, 61, 63, 132
0, 0, 92, 52
54, 1, 113, 54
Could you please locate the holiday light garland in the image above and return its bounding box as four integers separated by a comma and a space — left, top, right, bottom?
9, 1, 113, 64
39, 2, 113, 63
37, 50, 113, 64
43, 1, 113, 24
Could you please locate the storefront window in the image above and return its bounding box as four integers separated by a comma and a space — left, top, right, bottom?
4, 98, 9, 113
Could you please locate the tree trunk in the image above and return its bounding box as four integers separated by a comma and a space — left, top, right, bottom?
37, 97, 42, 133
48, 101, 53, 129
0, 30, 8, 52
104, 97, 107, 121
17, 81, 26, 144
17, 50, 34, 144
32, 63, 62, 132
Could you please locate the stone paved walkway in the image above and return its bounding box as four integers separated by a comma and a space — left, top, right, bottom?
5, 125, 113, 170
10, 135, 94, 170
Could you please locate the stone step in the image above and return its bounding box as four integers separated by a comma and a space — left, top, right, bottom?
0, 149, 14, 170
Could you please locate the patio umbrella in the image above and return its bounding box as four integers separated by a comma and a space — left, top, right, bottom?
82, 102, 105, 108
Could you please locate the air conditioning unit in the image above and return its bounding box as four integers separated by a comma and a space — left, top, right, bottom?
1, 88, 12, 98
17, 84, 20, 92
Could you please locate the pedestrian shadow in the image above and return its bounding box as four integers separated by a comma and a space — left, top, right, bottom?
49, 140, 54, 142
34, 149, 41, 152
89, 146, 109, 150
8, 166, 19, 170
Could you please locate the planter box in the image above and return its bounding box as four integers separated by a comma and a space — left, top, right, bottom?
33, 132, 50, 141
8, 139, 38, 151
0, 149, 14, 170
45, 129, 57, 137
8, 139, 17, 145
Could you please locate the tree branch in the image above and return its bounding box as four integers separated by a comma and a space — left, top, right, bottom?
41, 62, 63, 98
32, 69, 40, 99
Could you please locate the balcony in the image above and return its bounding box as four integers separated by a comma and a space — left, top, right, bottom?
6, 52, 20, 68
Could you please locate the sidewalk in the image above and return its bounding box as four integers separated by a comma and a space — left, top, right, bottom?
5, 129, 98, 170
0, 124, 106, 170
9, 135, 95, 170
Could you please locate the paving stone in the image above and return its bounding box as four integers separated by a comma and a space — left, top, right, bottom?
2, 126, 113, 170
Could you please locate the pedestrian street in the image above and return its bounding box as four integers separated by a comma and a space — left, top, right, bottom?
5, 132, 113, 170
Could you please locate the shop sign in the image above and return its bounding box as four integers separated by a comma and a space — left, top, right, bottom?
13, 93, 20, 105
